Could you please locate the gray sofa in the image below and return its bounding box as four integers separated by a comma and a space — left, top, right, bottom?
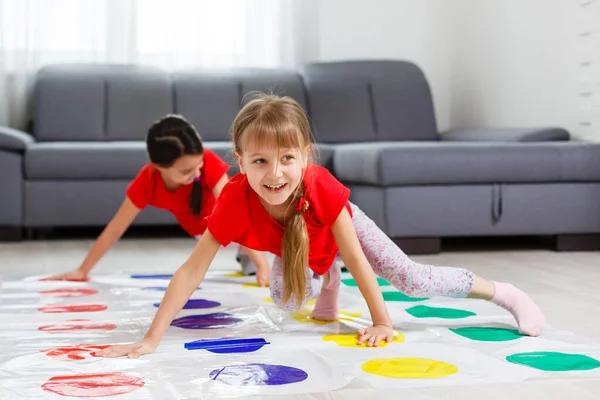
1, 60, 599, 253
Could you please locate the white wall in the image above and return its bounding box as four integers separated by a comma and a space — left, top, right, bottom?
447, 0, 580, 136
316, 0, 455, 131
316, 0, 589, 139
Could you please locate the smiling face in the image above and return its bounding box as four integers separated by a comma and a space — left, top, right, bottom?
155, 154, 204, 187
232, 94, 314, 214
237, 140, 307, 208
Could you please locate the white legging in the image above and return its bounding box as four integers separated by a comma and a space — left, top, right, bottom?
269, 202, 475, 311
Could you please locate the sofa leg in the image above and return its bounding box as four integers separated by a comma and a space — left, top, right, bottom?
555, 234, 600, 251
393, 237, 441, 255
0, 227, 23, 242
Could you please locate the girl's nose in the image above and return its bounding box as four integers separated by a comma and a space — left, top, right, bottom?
268, 162, 283, 178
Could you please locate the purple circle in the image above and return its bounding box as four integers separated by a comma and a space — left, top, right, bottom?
171, 313, 242, 329
209, 363, 308, 386
142, 286, 201, 292
154, 299, 221, 309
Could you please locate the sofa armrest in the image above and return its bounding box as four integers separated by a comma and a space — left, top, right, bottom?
439, 127, 570, 142
0, 126, 34, 153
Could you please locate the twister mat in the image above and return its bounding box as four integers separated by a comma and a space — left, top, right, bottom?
1, 269, 599, 399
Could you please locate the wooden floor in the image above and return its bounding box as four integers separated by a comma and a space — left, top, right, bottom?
1, 236, 599, 399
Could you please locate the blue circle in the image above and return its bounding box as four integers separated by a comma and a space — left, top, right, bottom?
131, 274, 173, 279
207, 344, 264, 354
155, 299, 221, 309
142, 286, 168, 291
172, 313, 242, 329
185, 338, 269, 354
209, 363, 308, 386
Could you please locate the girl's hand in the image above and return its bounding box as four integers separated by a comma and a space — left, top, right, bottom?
256, 264, 270, 287
40, 270, 89, 282
94, 339, 157, 359
357, 325, 395, 347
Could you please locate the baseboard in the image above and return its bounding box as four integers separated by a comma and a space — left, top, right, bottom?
392, 237, 441, 255
555, 234, 600, 251
0, 227, 23, 242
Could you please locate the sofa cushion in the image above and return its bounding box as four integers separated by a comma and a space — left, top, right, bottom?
105, 68, 172, 140
303, 77, 377, 143
34, 66, 106, 141
301, 60, 438, 142
33, 65, 172, 142
173, 68, 307, 142
333, 142, 600, 186
26, 142, 149, 180
440, 128, 570, 142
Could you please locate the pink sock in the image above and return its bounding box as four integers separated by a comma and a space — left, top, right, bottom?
311, 265, 340, 321
491, 282, 546, 336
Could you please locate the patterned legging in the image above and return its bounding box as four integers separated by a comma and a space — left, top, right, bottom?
270, 202, 475, 311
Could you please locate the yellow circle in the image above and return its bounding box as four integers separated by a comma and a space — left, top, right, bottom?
263, 297, 316, 306
323, 332, 404, 348
291, 309, 330, 325
361, 358, 458, 379
291, 309, 362, 324
242, 283, 270, 288
224, 272, 245, 278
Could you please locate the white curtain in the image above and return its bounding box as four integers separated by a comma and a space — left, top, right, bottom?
0, 0, 319, 128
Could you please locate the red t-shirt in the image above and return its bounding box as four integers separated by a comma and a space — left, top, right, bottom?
126, 149, 229, 237
208, 164, 352, 275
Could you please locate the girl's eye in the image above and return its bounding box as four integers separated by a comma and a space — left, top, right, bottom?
282, 155, 294, 161
253, 158, 266, 164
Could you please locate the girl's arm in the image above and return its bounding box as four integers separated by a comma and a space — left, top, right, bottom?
98, 230, 222, 358
42, 197, 141, 281
331, 207, 395, 346
211, 173, 230, 198
212, 173, 271, 287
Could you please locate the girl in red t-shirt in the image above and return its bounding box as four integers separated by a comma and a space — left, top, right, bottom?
98, 95, 545, 359
43, 114, 270, 286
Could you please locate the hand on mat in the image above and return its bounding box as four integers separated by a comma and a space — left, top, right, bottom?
356, 325, 395, 347
41, 270, 89, 282
256, 265, 270, 287
95, 339, 156, 359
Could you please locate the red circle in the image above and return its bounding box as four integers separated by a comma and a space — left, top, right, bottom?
38, 304, 107, 313
39, 276, 90, 282
40, 288, 99, 298
38, 319, 116, 333
42, 344, 110, 361
42, 372, 144, 397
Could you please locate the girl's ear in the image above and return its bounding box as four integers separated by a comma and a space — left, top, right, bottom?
151, 162, 165, 173
234, 151, 246, 174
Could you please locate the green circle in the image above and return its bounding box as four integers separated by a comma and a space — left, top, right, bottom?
406, 305, 476, 319
382, 292, 428, 302
450, 327, 524, 342
342, 277, 391, 287
506, 352, 600, 372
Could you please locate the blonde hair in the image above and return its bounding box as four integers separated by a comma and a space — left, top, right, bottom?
232, 92, 314, 307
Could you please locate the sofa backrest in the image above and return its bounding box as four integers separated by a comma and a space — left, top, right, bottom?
300, 60, 438, 143
31, 60, 438, 143
32, 65, 307, 142
172, 68, 307, 141
33, 65, 172, 142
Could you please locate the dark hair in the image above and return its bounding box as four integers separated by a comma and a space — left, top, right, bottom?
146, 114, 204, 217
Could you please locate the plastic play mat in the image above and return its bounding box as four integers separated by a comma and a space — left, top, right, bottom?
1, 269, 599, 399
